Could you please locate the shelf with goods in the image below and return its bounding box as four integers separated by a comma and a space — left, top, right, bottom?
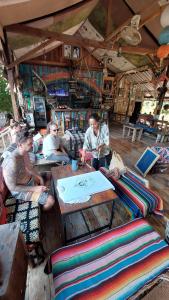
51, 108, 109, 133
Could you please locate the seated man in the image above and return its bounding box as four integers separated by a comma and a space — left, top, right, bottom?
2, 131, 55, 211
42, 122, 69, 164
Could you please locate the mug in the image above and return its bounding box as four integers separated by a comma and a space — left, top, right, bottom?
71, 159, 78, 171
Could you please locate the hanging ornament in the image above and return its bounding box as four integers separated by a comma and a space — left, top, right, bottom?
158, 25, 169, 44
160, 5, 169, 28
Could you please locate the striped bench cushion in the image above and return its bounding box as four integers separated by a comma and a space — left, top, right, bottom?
5, 197, 40, 243
100, 168, 163, 217
51, 218, 169, 300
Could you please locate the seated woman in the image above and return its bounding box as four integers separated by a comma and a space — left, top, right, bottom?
81, 113, 112, 170
42, 122, 69, 164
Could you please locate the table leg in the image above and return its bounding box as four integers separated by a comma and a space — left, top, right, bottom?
122, 126, 126, 138
127, 128, 131, 137
161, 135, 165, 143
109, 201, 115, 229
132, 129, 137, 142
138, 128, 143, 141
61, 215, 66, 245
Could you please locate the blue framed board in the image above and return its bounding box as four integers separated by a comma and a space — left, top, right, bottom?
135, 147, 160, 177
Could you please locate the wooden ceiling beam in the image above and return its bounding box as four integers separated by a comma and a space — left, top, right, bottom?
6, 24, 107, 49
106, 0, 113, 37
26, 59, 103, 70
7, 37, 57, 69
10, 43, 155, 68
105, 1, 164, 42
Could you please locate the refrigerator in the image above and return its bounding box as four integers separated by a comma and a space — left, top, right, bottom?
33, 96, 47, 128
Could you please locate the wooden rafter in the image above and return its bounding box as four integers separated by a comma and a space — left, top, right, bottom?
8, 42, 155, 68
106, 0, 113, 37
77, 2, 163, 67
106, 2, 164, 43
6, 24, 107, 49
6, 24, 156, 67
7, 38, 57, 69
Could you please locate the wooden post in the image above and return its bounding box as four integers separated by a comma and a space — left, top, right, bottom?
106, 0, 113, 37
1, 29, 19, 121
155, 65, 169, 118
7, 69, 19, 121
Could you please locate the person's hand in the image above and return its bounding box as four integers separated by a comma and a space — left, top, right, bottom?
81, 155, 86, 163
34, 185, 47, 193
97, 144, 104, 151
35, 175, 44, 186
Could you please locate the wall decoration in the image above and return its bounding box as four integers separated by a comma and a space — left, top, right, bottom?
72, 46, 80, 59
63, 45, 81, 60
103, 77, 114, 93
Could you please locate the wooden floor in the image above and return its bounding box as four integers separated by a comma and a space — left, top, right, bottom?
25, 123, 169, 300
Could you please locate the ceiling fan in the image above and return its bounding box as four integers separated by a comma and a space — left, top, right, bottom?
120, 15, 142, 46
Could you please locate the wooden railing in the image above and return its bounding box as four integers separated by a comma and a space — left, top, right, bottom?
0, 127, 12, 152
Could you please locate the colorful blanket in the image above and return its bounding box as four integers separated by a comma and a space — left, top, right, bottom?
151, 146, 169, 164
100, 168, 163, 217
51, 219, 169, 300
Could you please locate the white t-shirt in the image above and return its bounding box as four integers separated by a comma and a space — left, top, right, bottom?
42, 134, 61, 157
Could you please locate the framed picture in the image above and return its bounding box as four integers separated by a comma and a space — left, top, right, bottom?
63, 45, 80, 59
63, 45, 71, 58
135, 147, 160, 177
72, 46, 80, 59
103, 77, 114, 93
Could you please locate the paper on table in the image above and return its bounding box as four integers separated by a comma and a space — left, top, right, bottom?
57, 171, 115, 204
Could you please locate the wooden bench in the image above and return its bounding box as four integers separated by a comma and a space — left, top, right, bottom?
0, 167, 46, 266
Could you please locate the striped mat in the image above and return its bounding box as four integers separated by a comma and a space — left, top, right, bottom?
51, 219, 169, 300
100, 168, 163, 218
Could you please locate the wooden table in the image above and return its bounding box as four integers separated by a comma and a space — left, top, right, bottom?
122, 124, 143, 142
51, 165, 118, 244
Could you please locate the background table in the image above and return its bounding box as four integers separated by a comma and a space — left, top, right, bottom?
122, 124, 143, 142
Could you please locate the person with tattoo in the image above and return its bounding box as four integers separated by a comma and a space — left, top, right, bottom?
2, 130, 55, 210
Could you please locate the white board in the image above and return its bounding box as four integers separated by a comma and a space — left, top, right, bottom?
57, 171, 115, 204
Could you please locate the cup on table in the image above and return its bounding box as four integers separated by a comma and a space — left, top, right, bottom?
71, 159, 78, 171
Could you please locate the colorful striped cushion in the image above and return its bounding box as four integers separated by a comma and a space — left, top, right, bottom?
51, 218, 169, 300
100, 168, 163, 217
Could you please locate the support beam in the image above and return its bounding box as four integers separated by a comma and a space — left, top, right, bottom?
1, 29, 19, 120
6, 24, 156, 55
7, 69, 20, 121
6, 24, 107, 49
155, 66, 169, 117
26, 59, 103, 70
7, 37, 57, 69
106, 0, 113, 37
